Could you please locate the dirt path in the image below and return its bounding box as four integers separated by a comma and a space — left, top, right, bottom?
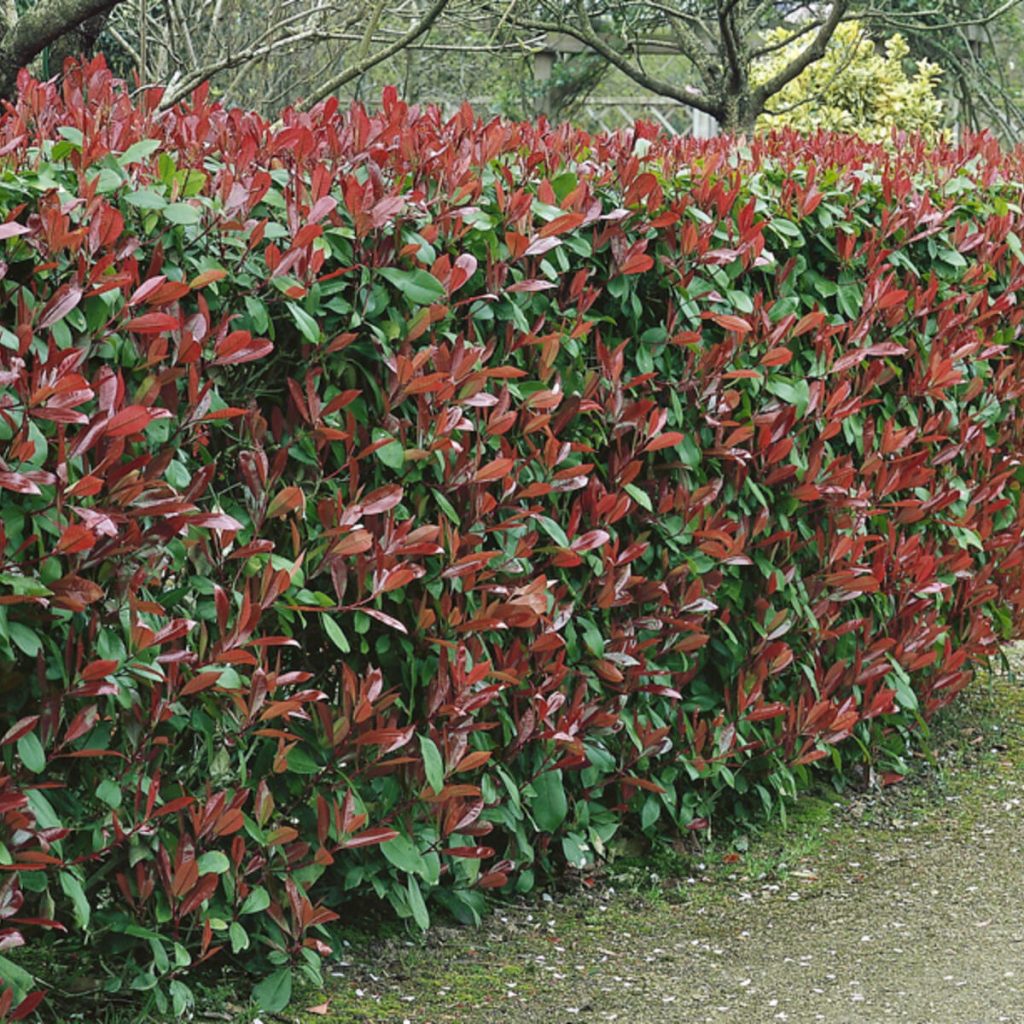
301, 661, 1024, 1024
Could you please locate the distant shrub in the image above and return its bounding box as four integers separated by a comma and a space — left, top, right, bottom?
753, 21, 945, 140
1, 59, 1024, 1017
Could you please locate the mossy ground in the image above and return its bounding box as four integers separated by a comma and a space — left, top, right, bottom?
24, 656, 1024, 1023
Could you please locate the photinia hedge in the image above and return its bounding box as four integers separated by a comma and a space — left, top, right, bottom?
2, 57, 1024, 1016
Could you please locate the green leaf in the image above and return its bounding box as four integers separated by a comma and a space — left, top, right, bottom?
679, 434, 702, 469
431, 488, 460, 525
286, 301, 322, 343
0, 954, 35, 1001
381, 833, 427, 877
0, 574, 51, 598
406, 875, 430, 930
89, 166, 122, 192
176, 169, 207, 197
624, 483, 652, 512
170, 979, 192, 1017
229, 921, 249, 953
57, 126, 84, 147
641, 794, 661, 831
118, 139, 161, 166
420, 735, 445, 794
253, 966, 292, 1012
163, 202, 201, 225
765, 377, 810, 417
836, 283, 863, 320
8, 621, 41, 657
534, 515, 570, 548
240, 886, 270, 915
60, 871, 90, 929
17, 732, 45, 774
196, 851, 230, 875
323, 614, 350, 652
561, 832, 588, 867
286, 747, 320, 774
580, 618, 605, 658
531, 770, 567, 832
96, 778, 122, 809
378, 267, 446, 306
551, 171, 578, 202
372, 428, 404, 470
894, 677, 918, 710
125, 188, 167, 211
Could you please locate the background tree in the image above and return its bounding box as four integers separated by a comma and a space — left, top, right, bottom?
105, 0, 460, 110
877, 0, 1024, 138
487, 1, 1024, 135
752, 19, 945, 141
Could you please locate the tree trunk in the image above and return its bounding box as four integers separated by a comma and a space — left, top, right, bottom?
37, 13, 106, 78
719, 90, 759, 136
0, 0, 123, 99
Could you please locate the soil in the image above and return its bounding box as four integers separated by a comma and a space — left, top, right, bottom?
300, 652, 1024, 1024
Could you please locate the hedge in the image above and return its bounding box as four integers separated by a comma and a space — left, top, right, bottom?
1, 59, 1024, 1016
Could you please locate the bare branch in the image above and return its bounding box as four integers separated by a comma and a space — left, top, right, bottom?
298, 0, 450, 109
858, 0, 1024, 33
502, 0, 724, 118
751, 1, 849, 110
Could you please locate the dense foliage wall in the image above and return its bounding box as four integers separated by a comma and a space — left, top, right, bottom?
2, 59, 1024, 1016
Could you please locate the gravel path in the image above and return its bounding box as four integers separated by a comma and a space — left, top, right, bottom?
554, 784, 1024, 1024
311, 661, 1024, 1024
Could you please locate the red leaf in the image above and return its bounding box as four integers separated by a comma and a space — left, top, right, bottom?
190, 268, 229, 289
267, 486, 305, 519
442, 846, 495, 859
106, 405, 155, 437
123, 312, 179, 334
213, 331, 274, 366
50, 574, 104, 611
332, 530, 373, 557
523, 236, 561, 257
151, 796, 195, 819
0, 472, 41, 495
538, 212, 584, 238
360, 607, 409, 633
38, 284, 82, 329
56, 524, 96, 554
64, 705, 98, 744
876, 288, 909, 310
360, 485, 403, 515
11, 991, 45, 1020
455, 751, 492, 772
477, 870, 509, 889
643, 432, 684, 453
341, 827, 399, 849
81, 659, 118, 681
1, 716, 39, 745
792, 310, 825, 336
707, 313, 751, 334
189, 513, 243, 531
128, 275, 167, 306
475, 457, 515, 483
620, 249, 654, 275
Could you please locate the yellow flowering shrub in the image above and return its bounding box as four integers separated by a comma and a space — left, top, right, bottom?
753, 21, 944, 140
